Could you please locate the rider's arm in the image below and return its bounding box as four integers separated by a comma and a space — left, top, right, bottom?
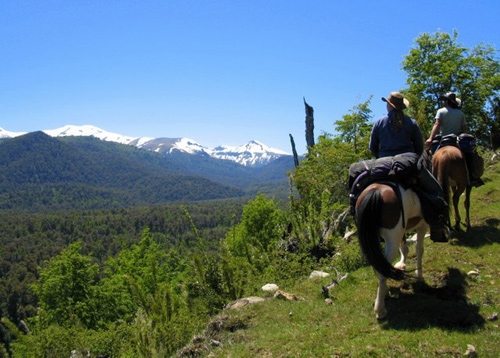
425, 119, 441, 144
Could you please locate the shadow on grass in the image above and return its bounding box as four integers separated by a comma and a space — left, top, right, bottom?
380, 267, 485, 331
452, 219, 500, 248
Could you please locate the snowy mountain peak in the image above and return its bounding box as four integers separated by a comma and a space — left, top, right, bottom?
236, 140, 288, 155
43, 125, 138, 145
1, 124, 290, 166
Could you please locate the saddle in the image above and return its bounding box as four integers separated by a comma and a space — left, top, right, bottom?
348, 153, 446, 227
430, 133, 475, 154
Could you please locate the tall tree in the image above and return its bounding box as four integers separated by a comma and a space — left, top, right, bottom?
402, 30, 500, 147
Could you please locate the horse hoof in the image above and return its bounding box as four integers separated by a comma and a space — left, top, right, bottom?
375, 309, 387, 320
394, 262, 406, 271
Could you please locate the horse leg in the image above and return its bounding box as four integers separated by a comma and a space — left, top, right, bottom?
452, 188, 462, 231
464, 186, 472, 231
374, 235, 400, 320
414, 227, 426, 280
394, 239, 409, 272
375, 275, 388, 320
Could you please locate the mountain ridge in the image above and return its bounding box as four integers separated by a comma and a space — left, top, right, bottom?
0, 124, 292, 167
0, 132, 249, 212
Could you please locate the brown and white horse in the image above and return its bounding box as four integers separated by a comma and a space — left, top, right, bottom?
431, 145, 471, 231
355, 182, 428, 320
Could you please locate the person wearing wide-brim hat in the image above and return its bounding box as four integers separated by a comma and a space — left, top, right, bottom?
439, 91, 462, 107
426, 91, 484, 187
425, 91, 466, 146
369, 92, 422, 158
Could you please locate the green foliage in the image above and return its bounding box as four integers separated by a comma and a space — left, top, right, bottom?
289, 135, 363, 256
330, 236, 365, 273
0, 200, 244, 331
292, 136, 366, 209
263, 251, 317, 287
32, 241, 100, 329
224, 194, 287, 266
402, 30, 500, 146
333, 96, 374, 155
23, 228, 208, 357
12, 322, 134, 358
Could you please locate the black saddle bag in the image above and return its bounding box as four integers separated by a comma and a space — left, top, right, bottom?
348, 152, 420, 196
458, 133, 477, 153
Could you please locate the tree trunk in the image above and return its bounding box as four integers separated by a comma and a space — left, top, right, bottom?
289, 134, 299, 167
304, 97, 315, 150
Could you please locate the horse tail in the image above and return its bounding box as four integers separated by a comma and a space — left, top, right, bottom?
356, 188, 406, 281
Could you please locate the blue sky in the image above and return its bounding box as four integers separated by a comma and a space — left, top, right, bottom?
2, 1, 499, 153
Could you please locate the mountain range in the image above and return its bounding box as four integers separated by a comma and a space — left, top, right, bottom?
0, 126, 297, 212
0, 125, 292, 167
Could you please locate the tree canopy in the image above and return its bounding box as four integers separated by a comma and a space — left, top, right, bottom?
402, 30, 500, 147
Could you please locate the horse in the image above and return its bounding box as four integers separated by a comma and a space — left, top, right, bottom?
430, 145, 472, 231
355, 181, 430, 320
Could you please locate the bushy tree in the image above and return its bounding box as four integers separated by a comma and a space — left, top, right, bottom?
224, 194, 286, 265
32, 241, 100, 329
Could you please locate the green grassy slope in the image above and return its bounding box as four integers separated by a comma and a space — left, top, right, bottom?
196, 155, 500, 357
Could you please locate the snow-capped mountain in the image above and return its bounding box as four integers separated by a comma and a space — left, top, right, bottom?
0, 125, 290, 167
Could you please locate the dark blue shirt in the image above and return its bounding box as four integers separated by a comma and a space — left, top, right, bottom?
369, 111, 424, 158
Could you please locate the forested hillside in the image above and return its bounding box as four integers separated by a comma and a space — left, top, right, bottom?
0, 132, 293, 212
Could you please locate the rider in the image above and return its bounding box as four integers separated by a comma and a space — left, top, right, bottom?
369, 92, 448, 242
425, 91, 484, 187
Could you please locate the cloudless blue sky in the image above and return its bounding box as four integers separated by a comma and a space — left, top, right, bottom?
2, 1, 499, 153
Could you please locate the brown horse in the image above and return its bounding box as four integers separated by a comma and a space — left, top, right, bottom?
355, 182, 429, 319
431, 146, 472, 231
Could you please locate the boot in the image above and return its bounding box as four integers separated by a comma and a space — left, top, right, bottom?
430, 225, 448, 243
470, 178, 485, 187
430, 213, 448, 243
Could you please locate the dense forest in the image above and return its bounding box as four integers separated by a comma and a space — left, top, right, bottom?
0, 199, 247, 323
1, 31, 499, 357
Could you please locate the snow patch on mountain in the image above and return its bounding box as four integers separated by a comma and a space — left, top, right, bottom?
1, 125, 290, 167
0, 127, 26, 138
